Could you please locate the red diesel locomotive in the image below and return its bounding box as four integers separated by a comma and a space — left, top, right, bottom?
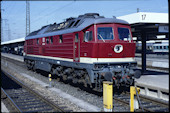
24, 13, 140, 90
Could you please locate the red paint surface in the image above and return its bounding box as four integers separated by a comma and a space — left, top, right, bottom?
24, 23, 136, 62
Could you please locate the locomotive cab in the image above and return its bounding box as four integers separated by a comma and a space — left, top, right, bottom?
81, 22, 138, 87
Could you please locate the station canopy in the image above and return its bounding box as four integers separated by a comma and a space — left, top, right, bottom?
117, 12, 169, 40
1, 37, 25, 45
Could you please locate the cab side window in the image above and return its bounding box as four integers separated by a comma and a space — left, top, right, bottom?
89, 31, 93, 41
84, 31, 93, 42
75, 33, 78, 42
50, 36, 53, 44
46, 37, 49, 44
59, 35, 63, 43
37, 38, 39, 45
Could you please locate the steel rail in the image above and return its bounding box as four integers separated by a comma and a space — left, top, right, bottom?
1, 88, 22, 112
1, 69, 67, 112
1, 54, 169, 112
113, 91, 169, 112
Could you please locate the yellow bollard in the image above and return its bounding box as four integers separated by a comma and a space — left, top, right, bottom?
130, 86, 140, 112
103, 81, 113, 112
49, 74, 52, 87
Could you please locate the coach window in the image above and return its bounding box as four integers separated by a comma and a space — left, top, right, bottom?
59, 35, 63, 43
46, 37, 49, 44
50, 36, 53, 44
37, 38, 39, 44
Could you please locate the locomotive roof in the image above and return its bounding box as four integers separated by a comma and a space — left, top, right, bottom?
26, 13, 129, 40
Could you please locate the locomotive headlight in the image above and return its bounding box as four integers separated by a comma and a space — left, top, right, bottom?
114, 44, 123, 53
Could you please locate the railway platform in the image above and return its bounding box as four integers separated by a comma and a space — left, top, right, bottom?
1, 53, 169, 101
135, 57, 169, 69
134, 69, 169, 101
1, 53, 24, 62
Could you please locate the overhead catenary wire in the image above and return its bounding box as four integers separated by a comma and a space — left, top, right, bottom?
31, 1, 75, 24
31, 3, 61, 19
11, 1, 76, 33
2, 1, 75, 40
2, 1, 16, 19
2, 1, 25, 40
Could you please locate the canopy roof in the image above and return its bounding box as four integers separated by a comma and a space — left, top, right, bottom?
117, 12, 168, 24
1, 37, 25, 45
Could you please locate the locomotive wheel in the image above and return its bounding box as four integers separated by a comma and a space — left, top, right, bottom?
26, 61, 31, 70
50, 67, 61, 81
72, 72, 78, 84
85, 74, 92, 88
62, 74, 67, 81
26, 64, 31, 70
72, 78, 78, 84
56, 77, 60, 82
82, 79, 87, 87
50, 67, 55, 75
32, 64, 36, 72
31, 61, 36, 72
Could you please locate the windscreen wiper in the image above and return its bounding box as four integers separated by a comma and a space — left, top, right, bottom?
97, 33, 105, 42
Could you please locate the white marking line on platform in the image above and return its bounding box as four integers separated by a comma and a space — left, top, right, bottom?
152, 62, 169, 68
21, 73, 101, 112
21, 73, 47, 87
1, 102, 9, 112
135, 75, 169, 90
1, 53, 24, 62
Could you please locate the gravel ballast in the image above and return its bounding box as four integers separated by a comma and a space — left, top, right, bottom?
1, 56, 104, 112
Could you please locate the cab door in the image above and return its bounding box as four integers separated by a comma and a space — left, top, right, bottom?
39, 37, 45, 55
74, 33, 80, 62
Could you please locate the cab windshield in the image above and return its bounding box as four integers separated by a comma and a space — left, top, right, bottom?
97, 27, 114, 41
118, 27, 132, 41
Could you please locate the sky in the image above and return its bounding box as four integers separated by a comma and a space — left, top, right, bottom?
1, 0, 168, 42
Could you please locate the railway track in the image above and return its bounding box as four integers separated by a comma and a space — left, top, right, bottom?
112, 91, 169, 112
1, 54, 169, 112
1, 70, 72, 112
